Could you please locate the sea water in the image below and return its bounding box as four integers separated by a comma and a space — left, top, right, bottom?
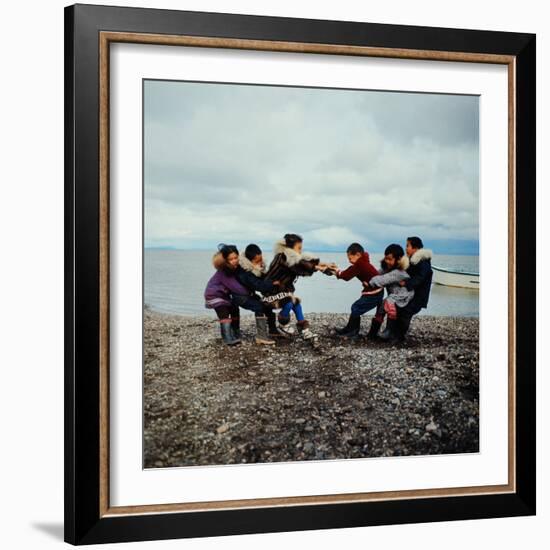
144, 250, 479, 317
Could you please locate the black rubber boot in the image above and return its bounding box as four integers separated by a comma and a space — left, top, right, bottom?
366, 319, 382, 341
378, 318, 395, 340
378, 319, 403, 344
391, 315, 411, 344
337, 315, 361, 338
255, 315, 276, 345
335, 314, 354, 335
230, 316, 241, 340
220, 321, 240, 345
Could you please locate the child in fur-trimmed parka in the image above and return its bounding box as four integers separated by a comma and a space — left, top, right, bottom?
380, 237, 433, 343
366, 243, 414, 340
204, 244, 276, 346
236, 243, 285, 339
262, 233, 329, 340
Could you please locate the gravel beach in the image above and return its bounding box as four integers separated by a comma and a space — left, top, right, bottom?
144, 310, 479, 468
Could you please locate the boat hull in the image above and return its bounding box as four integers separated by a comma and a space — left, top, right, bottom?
432, 266, 479, 290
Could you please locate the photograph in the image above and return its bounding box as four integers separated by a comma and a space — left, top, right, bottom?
142, 79, 480, 468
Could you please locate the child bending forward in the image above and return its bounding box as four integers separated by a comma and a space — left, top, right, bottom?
262, 233, 329, 340
204, 244, 276, 346
237, 243, 283, 338
366, 243, 415, 339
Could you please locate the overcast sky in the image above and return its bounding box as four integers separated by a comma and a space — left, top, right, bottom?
144, 79, 479, 254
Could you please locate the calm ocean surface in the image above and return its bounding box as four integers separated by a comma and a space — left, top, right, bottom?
144, 250, 479, 317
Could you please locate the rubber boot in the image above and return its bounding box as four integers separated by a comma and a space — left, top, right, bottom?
378, 318, 397, 342
230, 316, 242, 341
255, 315, 276, 345
335, 314, 354, 335
366, 319, 382, 341
391, 315, 411, 344
336, 315, 360, 338
220, 320, 240, 345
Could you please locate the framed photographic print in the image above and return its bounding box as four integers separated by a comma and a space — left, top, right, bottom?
64, 3, 536, 545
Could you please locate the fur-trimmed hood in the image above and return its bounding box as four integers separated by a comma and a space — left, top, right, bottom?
409, 248, 433, 265
273, 238, 318, 267
398, 255, 410, 270
238, 251, 267, 277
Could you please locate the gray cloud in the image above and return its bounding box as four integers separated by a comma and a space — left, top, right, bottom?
144, 80, 479, 253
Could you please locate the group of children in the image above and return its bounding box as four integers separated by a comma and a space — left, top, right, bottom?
204, 233, 427, 346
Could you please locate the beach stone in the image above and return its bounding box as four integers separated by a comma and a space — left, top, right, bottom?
425, 420, 438, 433
216, 423, 230, 434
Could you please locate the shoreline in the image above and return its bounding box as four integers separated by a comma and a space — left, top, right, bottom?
143, 304, 480, 319
144, 310, 479, 468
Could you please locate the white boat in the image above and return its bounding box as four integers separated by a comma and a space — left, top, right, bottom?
432, 266, 479, 290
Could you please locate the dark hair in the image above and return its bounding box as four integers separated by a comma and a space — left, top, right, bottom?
284, 233, 303, 248
384, 243, 405, 259
407, 236, 423, 250
346, 243, 364, 255
382, 243, 405, 271
244, 243, 262, 261
217, 243, 239, 259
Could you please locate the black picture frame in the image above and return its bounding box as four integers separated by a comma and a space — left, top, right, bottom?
64, 3, 536, 545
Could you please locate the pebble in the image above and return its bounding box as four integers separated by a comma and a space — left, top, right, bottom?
216, 423, 230, 434
425, 420, 438, 433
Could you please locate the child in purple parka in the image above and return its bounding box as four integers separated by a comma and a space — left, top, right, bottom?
204, 243, 275, 346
